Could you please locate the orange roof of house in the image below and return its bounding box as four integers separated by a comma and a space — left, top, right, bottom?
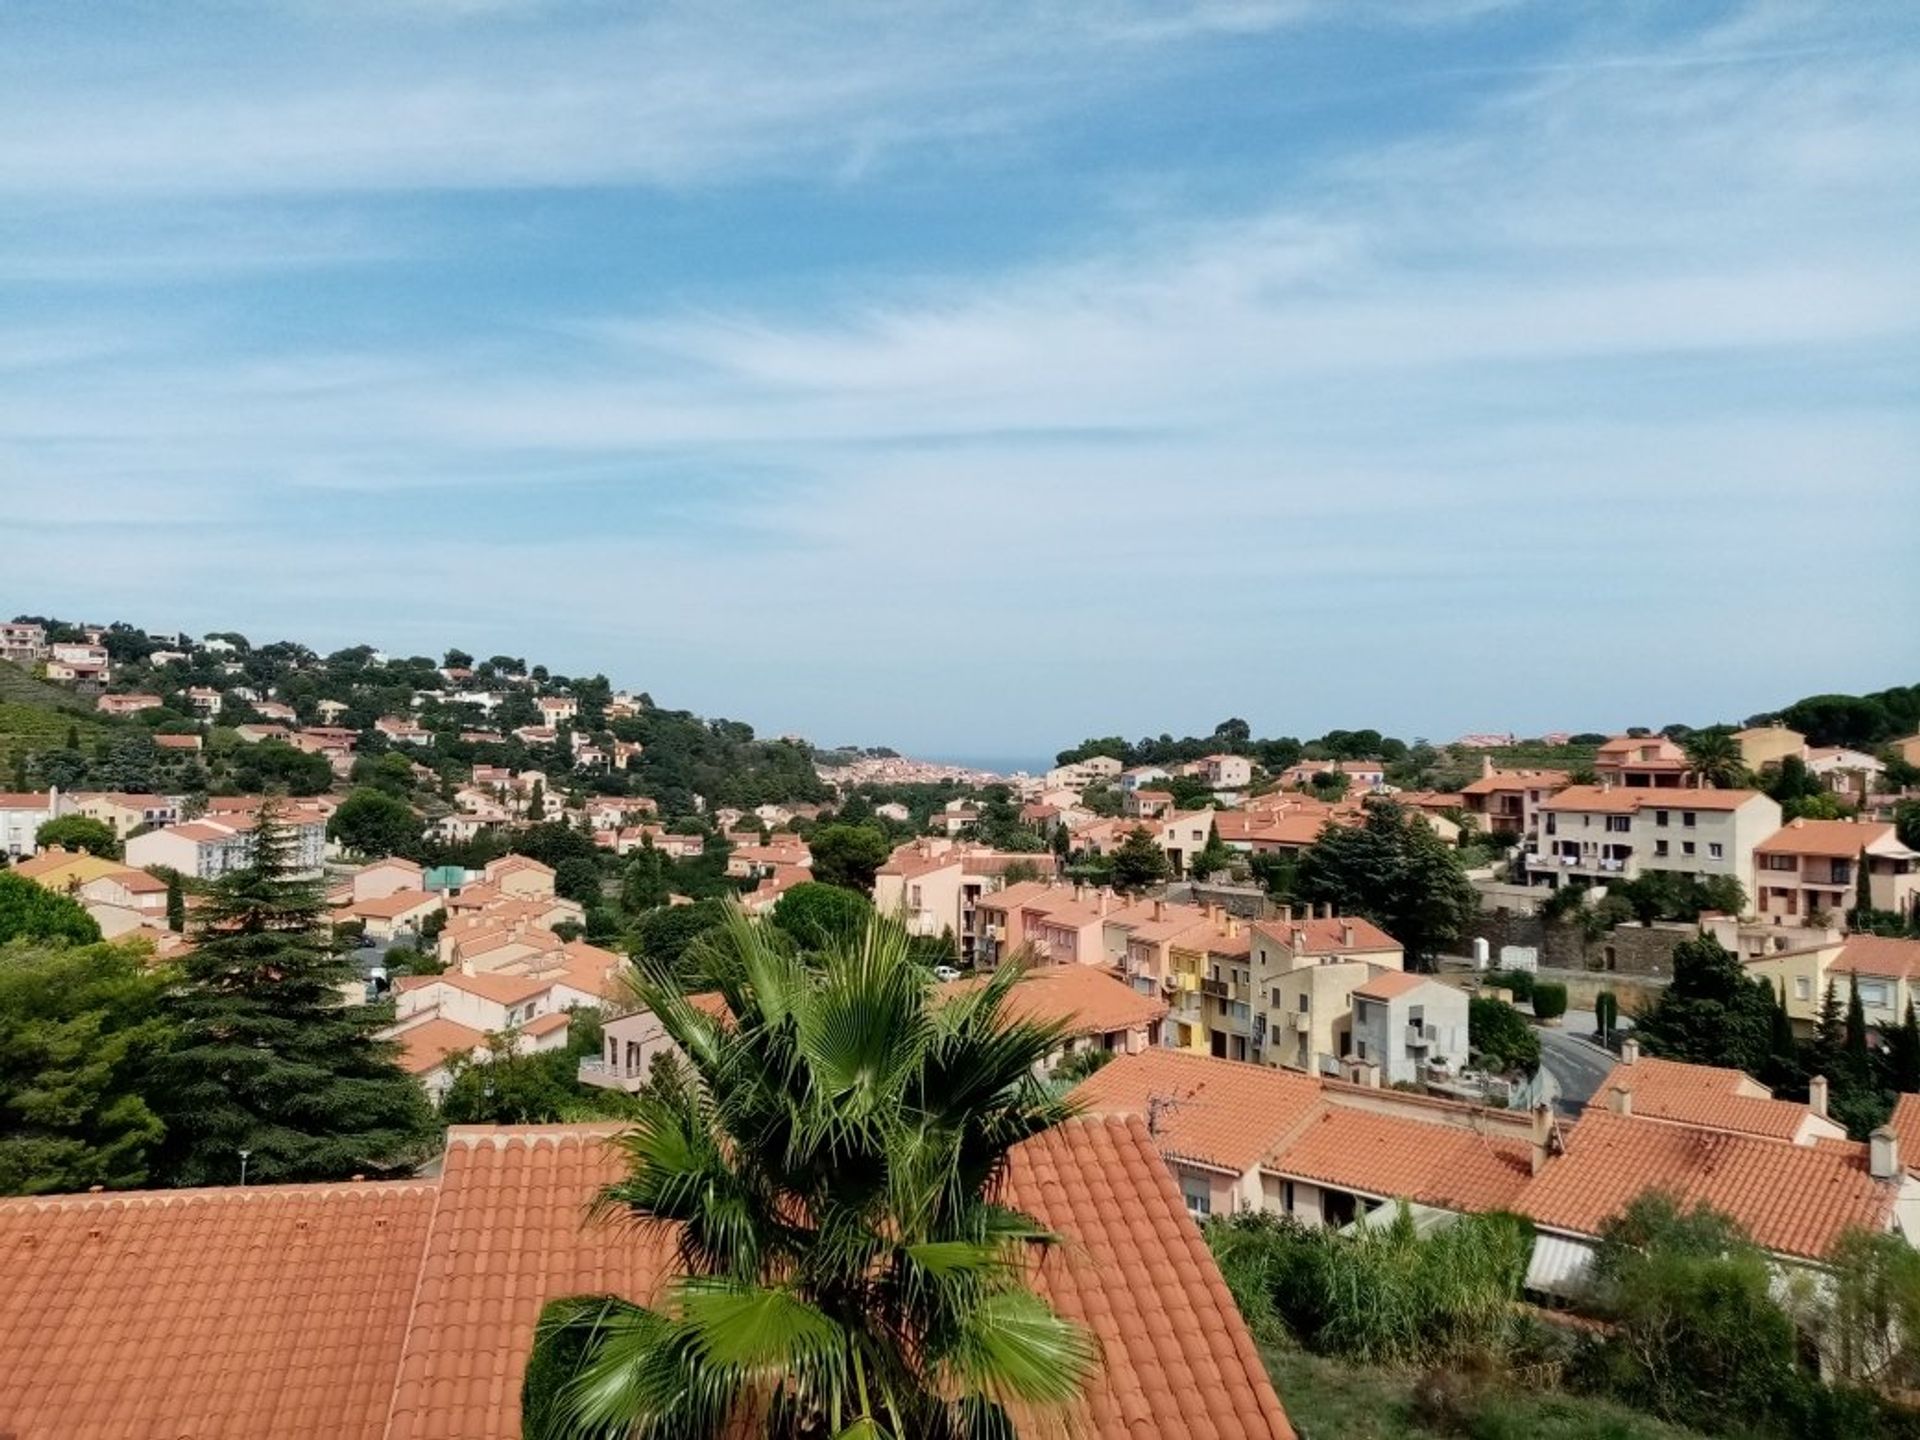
349, 891, 442, 921
1460, 768, 1568, 797
1889, 1094, 1920, 1174
944, 964, 1168, 1039
517, 1010, 572, 1039
1074, 1049, 1322, 1174
1268, 1107, 1534, 1213
1517, 1109, 1896, 1260
1593, 1057, 1822, 1142
0, 1121, 1295, 1440
1755, 818, 1895, 858
1830, 936, 1920, 981
394, 1017, 487, 1075
1542, 785, 1762, 814
1351, 970, 1434, 1001
0, 1179, 440, 1440
1249, 914, 1401, 956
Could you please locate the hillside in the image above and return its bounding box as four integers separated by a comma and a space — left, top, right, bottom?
0, 663, 104, 772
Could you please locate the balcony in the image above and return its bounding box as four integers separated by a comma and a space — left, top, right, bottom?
577, 1058, 649, 1093
1289, 1010, 1311, 1033
1201, 977, 1230, 1000
1405, 1023, 1437, 1049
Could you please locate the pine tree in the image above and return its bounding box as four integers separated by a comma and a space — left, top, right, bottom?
1807, 980, 1846, 1080
1759, 980, 1803, 1093
151, 805, 431, 1186
164, 871, 185, 933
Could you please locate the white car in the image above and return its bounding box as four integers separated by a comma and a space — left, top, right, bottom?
932, 965, 962, 982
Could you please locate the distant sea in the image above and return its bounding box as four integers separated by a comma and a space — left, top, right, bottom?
919, 753, 1053, 777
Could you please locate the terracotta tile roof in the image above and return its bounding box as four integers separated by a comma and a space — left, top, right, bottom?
0, 1180, 438, 1440
944, 964, 1168, 1039
1000, 1116, 1296, 1440
394, 1017, 488, 1075
1249, 914, 1402, 957
349, 891, 443, 920
1830, 936, 1920, 981
385, 1121, 1296, 1440
1889, 1094, 1920, 1174
1517, 1109, 1897, 1260
1074, 1049, 1322, 1174
517, 1010, 572, 1039
1460, 769, 1568, 797
1591, 1057, 1829, 1143
1755, 818, 1895, 858
1351, 970, 1433, 1001
1543, 785, 1763, 815
1268, 1107, 1534, 1213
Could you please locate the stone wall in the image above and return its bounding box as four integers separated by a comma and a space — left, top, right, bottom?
1465, 909, 1696, 980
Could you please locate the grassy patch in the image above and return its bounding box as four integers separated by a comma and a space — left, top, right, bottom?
1264, 1347, 1710, 1440
0, 664, 107, 766
0, 661, 93, 713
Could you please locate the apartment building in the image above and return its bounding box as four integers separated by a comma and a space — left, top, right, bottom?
1732, 723, 1806, 771
1349, 970, 1470, 1085
46, 642, 110, 682
0, 789, 68, 857
1249, 908, 1406, 1076
1748, 936, 1920, 1033
1527, 785, 1780, 893
1593, 734, 1690, 788
68, 790, 181, 839
0, 621, 47, 664
871, 839, 1053, 962
126, 809, 327, 880
1753, 818, 1919, 927
1458, 763, 1568, 842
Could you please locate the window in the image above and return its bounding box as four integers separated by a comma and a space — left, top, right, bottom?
1356, 1040, 1369, 1060
1545, 815, 1557, 835
1655, 810, 1669, 827
1181, 1174, 1212, 1217
1408, 1005, 1424, 1027
1683, 812, 1697, 827
1354, 1000, 1370, 1023
1766, 855, 1797, 872
1606, 816, 1630, 833
1682, 842, 1695, 856
1795, 977, 1812, 1000
1283, 1181, 1295, 1214
1298, 994, 1310, 1013
1655, 839, 1669, 857
1859, 982, 1890, 1008
1709, 843, 1724, 860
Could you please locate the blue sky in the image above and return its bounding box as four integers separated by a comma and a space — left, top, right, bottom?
5, 0, 1917, 756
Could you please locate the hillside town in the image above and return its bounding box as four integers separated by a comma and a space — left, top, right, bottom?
4, 616, 1920, 1440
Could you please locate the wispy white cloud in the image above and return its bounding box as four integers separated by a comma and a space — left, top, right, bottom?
4, 1, 1917, 747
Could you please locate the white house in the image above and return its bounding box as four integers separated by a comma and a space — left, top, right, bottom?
0, 789, 69, 858
1347, 971, 1470, 1086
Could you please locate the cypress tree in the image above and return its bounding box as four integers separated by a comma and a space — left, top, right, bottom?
151, 804, 431, 1186
1844, 984, 1870, 1069
164, 870, 185, 934
1855, 849, 1874, 923
1888, 1002, 1920, 1094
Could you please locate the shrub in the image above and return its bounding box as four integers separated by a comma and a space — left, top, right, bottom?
1485, 968, 1535, 1003
1532, 982, 1569, 1022
1470, 995, 1541, 1073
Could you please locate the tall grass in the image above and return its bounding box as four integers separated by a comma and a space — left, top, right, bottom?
1207, 1207, 1534, 1367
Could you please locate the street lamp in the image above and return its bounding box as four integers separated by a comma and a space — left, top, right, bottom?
238, 1149, 252, 1187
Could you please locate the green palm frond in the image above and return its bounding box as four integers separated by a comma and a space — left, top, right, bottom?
945, 1291, 1097, 1407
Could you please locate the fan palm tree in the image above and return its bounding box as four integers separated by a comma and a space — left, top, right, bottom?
1683, 729, 1745, 789
524, 908, 1096, 1440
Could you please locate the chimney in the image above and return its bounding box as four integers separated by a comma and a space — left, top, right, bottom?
1481, 756, 1494, 779
1228, 916, 1240, 938
1209, 904, 1225, 925
1809, 1075, 1829, 1119
1871, 1126, 1901, 1181
1621, 1037, 1639, 1065
1098, 889, 1110, 917
1608, 1085, 1633, 1117
1277, 903, 1293, 924
1341, 923, 1354, 948
1530, 1103, 1555, 1176
1153, 899, 1166, 921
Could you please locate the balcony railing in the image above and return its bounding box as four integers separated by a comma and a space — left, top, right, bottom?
1200, 977, 1230, 1000
1406, 1023, 1437, 1048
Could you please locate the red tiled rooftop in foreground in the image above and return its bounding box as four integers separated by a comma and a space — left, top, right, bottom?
0, 1121, 1293, 1440
1268, 1107, 1534, 1214
1518, 1109, 1895, 1261
0, 1180, 439, 1440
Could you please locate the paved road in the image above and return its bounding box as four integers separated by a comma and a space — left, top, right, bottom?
1536, 1010, 1627, 1116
